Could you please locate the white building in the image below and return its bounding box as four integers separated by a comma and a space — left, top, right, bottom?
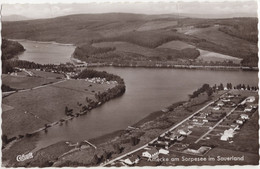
142, 148, 159, 159
220, 129, 235, 141
246, 96, 255, 103
240, 114, 249, 120
159, 148, 169, 155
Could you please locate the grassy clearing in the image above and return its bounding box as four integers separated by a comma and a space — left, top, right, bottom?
30, 70, 64, 79
186, 26, 257, 56
2, 75, 60, 90
2, 79, 114, 138
137, 20, 178, 31
197, 49, 242, 64
157, 40, 195, 50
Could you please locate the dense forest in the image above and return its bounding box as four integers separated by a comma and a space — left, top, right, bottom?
2, 60, 75, 74
1, 39, 25, 60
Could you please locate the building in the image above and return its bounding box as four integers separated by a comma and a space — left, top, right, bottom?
142, 148, 159, 159
212, 106, 220, 110
246, 96, 255, 103
159, 148, 169, 155
236, 119, 244, 125
217, 101, 225, 107
240, 114, 249, 120
244, 106, 253, 112
178, 128, 192, 136
124, 155, 140, 166
220, 129, 235, 141
222, 98, 231, 103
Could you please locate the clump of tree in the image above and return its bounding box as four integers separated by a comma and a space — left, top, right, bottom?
1, 38, 25, 60
113, 144, 123, 154
226, 83, 233, 90
130, 136, 140, 146
234, 84, 258, 91
65, 106, 73, 116
2, 84, 16, 92
73, 43, 116, 60
189, 84, 213, 99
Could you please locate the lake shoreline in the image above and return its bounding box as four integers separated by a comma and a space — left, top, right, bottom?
85, 63, 258, 71
8, 38, 258, 71
8, 38, 76, 46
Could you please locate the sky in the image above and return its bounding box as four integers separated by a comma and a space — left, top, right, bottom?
1, 0, 258, 19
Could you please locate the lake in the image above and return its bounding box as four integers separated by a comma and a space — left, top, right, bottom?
33, 67, 258, 151
13, 41, 259, 151
15, 40, 75, 65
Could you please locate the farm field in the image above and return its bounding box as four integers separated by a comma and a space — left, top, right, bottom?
2, 74, 60, 90
157, 40, 195, 50
30, 69, 65, 79
184, 26, 257, 55
136, 20, 178, 31
196, 49, 242, 64
2, 79, 114, 138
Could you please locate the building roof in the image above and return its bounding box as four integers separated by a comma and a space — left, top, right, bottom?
147, 147, 158, 155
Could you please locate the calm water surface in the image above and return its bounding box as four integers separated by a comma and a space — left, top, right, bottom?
34, 67, 258, 151
16, 41, 258, 151
17, 40, 75, 64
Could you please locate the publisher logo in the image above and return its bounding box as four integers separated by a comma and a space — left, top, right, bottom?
16, 152, 33, 162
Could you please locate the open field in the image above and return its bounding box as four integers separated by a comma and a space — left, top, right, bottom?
2, 74, 61, 90
197, 49, 242, 64
183, 26, 257, 56
136, 20, 178, 31
30, 69, 65, 79
2, 79, 114, 138
157, 40, 195, 50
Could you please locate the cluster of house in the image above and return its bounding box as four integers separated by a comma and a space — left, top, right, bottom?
122, 128, 193, 166
212, 93, 237, 110
85, 77, 118, 85
220, 96, 256, 142
220, 113, 249, 141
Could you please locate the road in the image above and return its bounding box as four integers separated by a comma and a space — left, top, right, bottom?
101, 95, 224, 166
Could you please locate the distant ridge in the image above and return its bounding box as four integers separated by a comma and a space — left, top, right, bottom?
2, 14, 32, 21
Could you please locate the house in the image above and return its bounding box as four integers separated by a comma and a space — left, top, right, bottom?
212, 106, 220, 110
244, 106, 253, 112
240, 114, 249, 120
220, 129, 235, 141
142, 147, 159, 159
227, 94, 235, 98
236, 119, 244, 125
124, 155, 140, 166
159, 148, 169, 155
203, 119, 208, 122
178, 128, 192, 136
217, 101, 225, 107
222, 98, 231, 103
246, 96, 255, 103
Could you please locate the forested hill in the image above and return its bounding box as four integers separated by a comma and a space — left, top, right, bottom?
2, 13, 258, 67
1, 39, 25, 60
